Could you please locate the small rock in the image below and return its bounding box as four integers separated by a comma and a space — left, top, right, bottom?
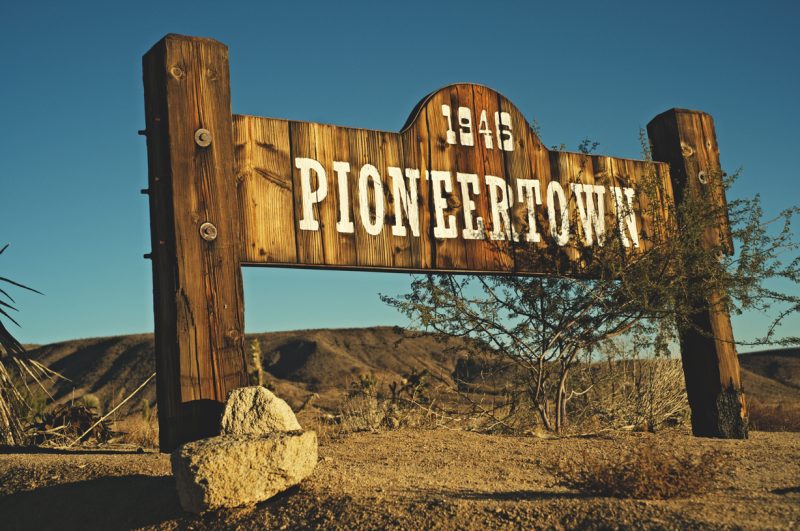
221, 386, 302, 436
172, 431, 317, 513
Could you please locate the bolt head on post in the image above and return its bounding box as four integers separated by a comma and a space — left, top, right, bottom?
195, 128, 212, 147
199, 222, 218, 241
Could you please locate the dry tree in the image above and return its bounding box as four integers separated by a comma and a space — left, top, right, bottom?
384, 135, 800, 434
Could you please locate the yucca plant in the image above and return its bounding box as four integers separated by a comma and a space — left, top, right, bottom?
0, 244, 59, 445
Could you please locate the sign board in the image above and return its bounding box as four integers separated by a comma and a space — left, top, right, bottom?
142, 34, 746, 451
233, 87, 672, 276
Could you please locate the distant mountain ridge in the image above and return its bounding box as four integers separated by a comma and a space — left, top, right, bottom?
24, 327, 468, 415
23, 329, 800, 416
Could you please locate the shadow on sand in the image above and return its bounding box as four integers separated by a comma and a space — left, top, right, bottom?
415, 487, 587, 502
0, 474, 183, 530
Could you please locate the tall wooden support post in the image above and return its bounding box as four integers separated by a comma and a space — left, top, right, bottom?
142, 35, 248, 452
647, 109, 747, 438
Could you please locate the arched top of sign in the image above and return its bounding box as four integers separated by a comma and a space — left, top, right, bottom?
400, 83, 542, 149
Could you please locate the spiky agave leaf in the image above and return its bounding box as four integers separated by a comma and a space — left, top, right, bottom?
0, 244, 57, 445
0, 244, 43, 359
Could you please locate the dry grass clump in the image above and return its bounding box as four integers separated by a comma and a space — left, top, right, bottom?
117, 399, 158, 448
552, 444, 726, 499
748, 399, 800, 432
335, 370, 443, 434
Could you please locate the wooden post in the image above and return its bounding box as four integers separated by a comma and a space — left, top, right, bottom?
647, 109, 747, 438
142, 34, 248, 452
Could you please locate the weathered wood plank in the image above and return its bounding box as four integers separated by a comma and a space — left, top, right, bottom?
424, 86, 470, 270
348, 128, 398, 267
143, 34, 247, 452
233, 115, 296, 264
648, 108, 746, 439
400, 107, 434, 270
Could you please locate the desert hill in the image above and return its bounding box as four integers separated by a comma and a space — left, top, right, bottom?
739, 347, 800, 396
23, 329, 800, 418
24, 327, 469, 416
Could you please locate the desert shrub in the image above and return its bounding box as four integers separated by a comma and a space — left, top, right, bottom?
573, 350, 689, 433
121, 413, 159, 449
30, 403, 112, 445
76, 393, 101, 413
748, 399, 800, 431
247, 338, 265, 386
551, 445, 726, 499
116, 399, 158, 448
337, 370, 444, 434
339, 394, 384, 432
337, 373, 385, 433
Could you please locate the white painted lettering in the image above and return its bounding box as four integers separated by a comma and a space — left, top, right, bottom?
547, 181, 570, 246
517, 179, 543, 243
478, 110, 493, 149
431, 170, 457, 239
441, 104, 457, 145
296, 157, 327, 231
458, 106, 474, 146
494, 111, 514, 151
333, 161, 354, 234
571, 183, 606, 246
388, 167, 420, 237
359, 164, 384, 236
456, 172, 485, 240
612, 186, 640, 248
486, 175, 518, 241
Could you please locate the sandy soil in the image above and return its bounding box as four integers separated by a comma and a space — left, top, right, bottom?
1, 429, 798, 530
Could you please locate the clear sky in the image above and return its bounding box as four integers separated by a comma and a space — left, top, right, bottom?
1, 0, 798, 348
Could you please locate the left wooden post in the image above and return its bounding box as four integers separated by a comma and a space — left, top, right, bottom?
142, 34, 248, 452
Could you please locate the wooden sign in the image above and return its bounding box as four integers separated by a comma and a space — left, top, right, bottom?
142, 34, 746, 451
233, 90, 672, 276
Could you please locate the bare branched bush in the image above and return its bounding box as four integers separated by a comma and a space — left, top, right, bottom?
570, 337, 689, 432
552, 444, 727, 499
384, 132, 799, 435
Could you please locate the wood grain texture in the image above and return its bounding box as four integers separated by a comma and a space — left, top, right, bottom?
233, 115, 296, 264
648, 108, 746, 439
143, 34, 247, 451
234, 84, 673, 277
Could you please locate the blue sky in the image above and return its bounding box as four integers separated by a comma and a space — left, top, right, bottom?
1, 0, 797, 348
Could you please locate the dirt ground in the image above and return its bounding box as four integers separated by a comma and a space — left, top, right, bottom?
0, 429, 798, 530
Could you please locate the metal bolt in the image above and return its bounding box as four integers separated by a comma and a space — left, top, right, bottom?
195, 128, 212, 147
199, 222, 218, 241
